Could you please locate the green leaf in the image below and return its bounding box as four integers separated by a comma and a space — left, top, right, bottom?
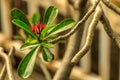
18, 46, 40, 78
20, 43, 39, 50
26, 38, 37, 44
11, 8, 30, 25
12, 19, 36, 39
41, 24, 56, 38
43, 6, 58, 24
47, 19, 76, 37
32, 13, 40, 25
42, 48, 54, 62
41, 42, 54, 48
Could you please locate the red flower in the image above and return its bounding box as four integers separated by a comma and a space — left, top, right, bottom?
31, 23, 46, 34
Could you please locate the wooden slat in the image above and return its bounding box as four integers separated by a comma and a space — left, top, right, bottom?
24, 0, 39, 16
119, 49, 120, 80
110, 40, 119, 80
91, 29, 99, 74
80, 13, 92, 73
80, 50, 91, 73
1, 0, 12, 39
98, 23, 110, 80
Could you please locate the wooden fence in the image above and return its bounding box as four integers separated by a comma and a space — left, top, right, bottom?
0, 0, 120, 80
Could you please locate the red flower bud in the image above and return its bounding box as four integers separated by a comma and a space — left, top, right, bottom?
31, 23, 46, 34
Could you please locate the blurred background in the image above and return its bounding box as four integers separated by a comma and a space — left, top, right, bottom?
0, 0, 120, 80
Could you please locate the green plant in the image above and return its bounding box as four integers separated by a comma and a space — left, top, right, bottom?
11, 6, 76, 78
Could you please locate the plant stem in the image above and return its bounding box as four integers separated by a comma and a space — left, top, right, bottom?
49, 0, 100, 43
53, 0, 89, 80
0, 47, 15, 80
100, 12, 120, 48
102, 0, 120, 15
0, 47, 14, 80
37, 56, 52, 80
71, 4, 103, 65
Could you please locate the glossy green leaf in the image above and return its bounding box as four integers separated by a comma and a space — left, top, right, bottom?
12, 19, 36, 39
47, 19, 76, 37
20, 43, 39, 50
26, 38, 37, 44
43, 6, 58, 24
18, 46, 39, 78
32, 13, 40, 25
41, 24, 56, 38
42, 48, 54, 62
41, 42, 54, 48
11, 8, 30, 25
